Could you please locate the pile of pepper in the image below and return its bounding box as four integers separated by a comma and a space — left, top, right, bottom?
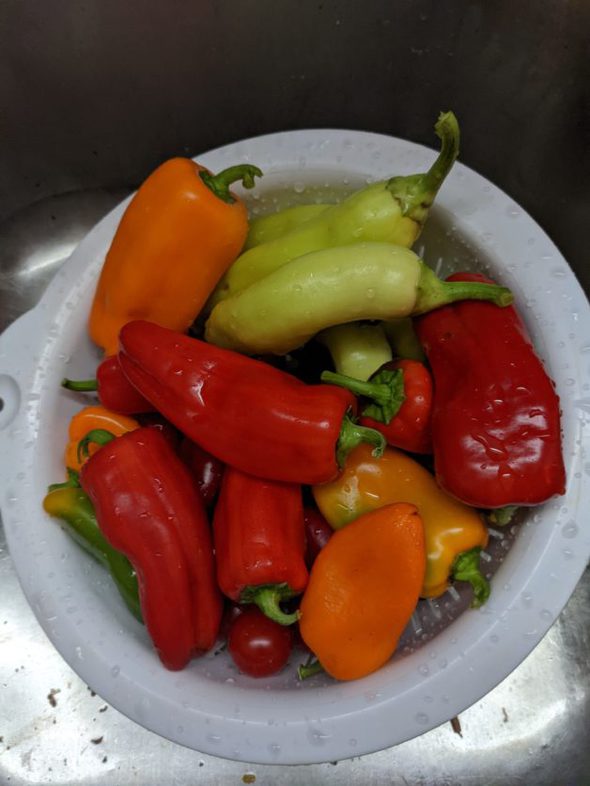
44, 112, 566, 682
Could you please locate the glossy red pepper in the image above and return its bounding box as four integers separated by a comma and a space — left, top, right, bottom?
213, 466, 308, 625
179, 437, 225, 508
118, 320, 385, 484
303, 507, 333, 567
322, 358, 433, 453
415, 272, 566, 508
79, 426, 222, 670
62, 355, 154, 415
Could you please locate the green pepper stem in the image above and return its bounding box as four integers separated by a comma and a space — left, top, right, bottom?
200, 164, 263, 204
322, 368, 405, 425
421, 111, 461, 199
414, 263, 513, 315
48, 467, 80, 492
298, 658, 325, 680
452, 547, 491, 608
487, 505, 520, 527
61, 377, 98, 392
240, 583, 300, 626
386, 111, 460, 222
77, 428, 116, 464
337, 413, 386, 467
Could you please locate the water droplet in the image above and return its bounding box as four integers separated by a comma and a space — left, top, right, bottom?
348, 737, 357, 747
293, 182, 305, 194
521, 593, 533, 608
540, 609, 553, 621
268, 742, 281, 755
415, 713, 430, 725
551, 268, 567, 279
438, 658, 448, 669
418, 664, 430, 676
110, 665, 120, 677
490, 634, 500, 644
562, 520, 578, 539
207, 734, 221, 744
366, 288, 376, 299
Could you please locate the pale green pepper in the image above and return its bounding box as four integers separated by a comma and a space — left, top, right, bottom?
209, 111, 460, 310
245, 204, 330, 249
383, 317, 426, 362
317, 322, 392, 381
204, 242, 513, 356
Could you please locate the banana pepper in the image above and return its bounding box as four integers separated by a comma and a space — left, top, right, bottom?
205, 242, 512, 356
210, 111, 460, 308
312, 444, 491, 606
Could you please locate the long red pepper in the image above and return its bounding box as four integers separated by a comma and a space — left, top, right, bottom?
415, 272, 566, 508
79, 427, 222, 670
117, 320, 385, 485
213, 466, 308, 625
62, 355, 154, 415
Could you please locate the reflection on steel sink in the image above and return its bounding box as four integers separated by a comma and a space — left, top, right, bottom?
0, 188, 588, 784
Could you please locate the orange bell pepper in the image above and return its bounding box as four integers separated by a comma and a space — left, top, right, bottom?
64, 405, 139, 472
89, 158, 262, 356
299, 502, 425, 681
312, 444, 490, 605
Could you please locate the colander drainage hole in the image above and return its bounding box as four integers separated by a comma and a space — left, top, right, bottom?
0, 375, 21, 429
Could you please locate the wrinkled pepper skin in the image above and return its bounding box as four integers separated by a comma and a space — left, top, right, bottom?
299, 503, 425, 681
415, 272, 566, 508
62, 356, 154, 415
65, 405, 139, 472
80, 427, 222, 670
43, 486, 142, 621
213, 467, 308, 624
89, 158, 261, 356
313, 444, 489, 600
210, 111, 460, 307
205, 243, 513, 356
118, 320, 365, 485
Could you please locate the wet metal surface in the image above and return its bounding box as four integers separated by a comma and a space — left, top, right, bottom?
0, 180, 589, 786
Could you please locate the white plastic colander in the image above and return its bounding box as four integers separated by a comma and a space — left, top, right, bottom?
0, 129, 588, 765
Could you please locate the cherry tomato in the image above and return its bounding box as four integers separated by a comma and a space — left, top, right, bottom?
228, 606, 293, 677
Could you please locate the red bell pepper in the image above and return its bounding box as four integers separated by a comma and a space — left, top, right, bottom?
213, 466, 308, 625
415, 272, 566, 508
179, 437, 225, 508
321, 358, 433, 453
117, 320, 385, 485
79, 426, 222, 670
62, 355, 154, 415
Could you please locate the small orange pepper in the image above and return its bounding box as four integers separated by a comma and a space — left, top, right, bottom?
313, 444, 490, 605
299, 502, 425, 681
89, 158, 262, 356
64, 405, 139, 472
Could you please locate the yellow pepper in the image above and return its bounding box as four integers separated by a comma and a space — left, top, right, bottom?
312, 444, 490, 606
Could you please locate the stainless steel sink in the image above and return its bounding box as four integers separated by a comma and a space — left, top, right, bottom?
1, 1, 588, 783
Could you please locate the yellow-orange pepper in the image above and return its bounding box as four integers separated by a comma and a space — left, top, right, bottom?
89, 158, 262, 356
299, 502, 425, 681
64, 405, 139, 472
313, 444, 490, 605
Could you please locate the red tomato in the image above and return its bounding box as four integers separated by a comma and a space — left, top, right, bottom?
228, 606, 293, 677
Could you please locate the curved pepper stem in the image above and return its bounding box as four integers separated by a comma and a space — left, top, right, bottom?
240, 582, 300, 626
452, 547, 491, 608
48, 468, 80, 492
321, 368, 405, 425
386, 111, 460, 224
77, 428, 116, 465
337, 413, 386, 468
62, 377, 98, 392
414, 263, 513, 315
297, 657, 325, 681
200, 164, 263, 204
